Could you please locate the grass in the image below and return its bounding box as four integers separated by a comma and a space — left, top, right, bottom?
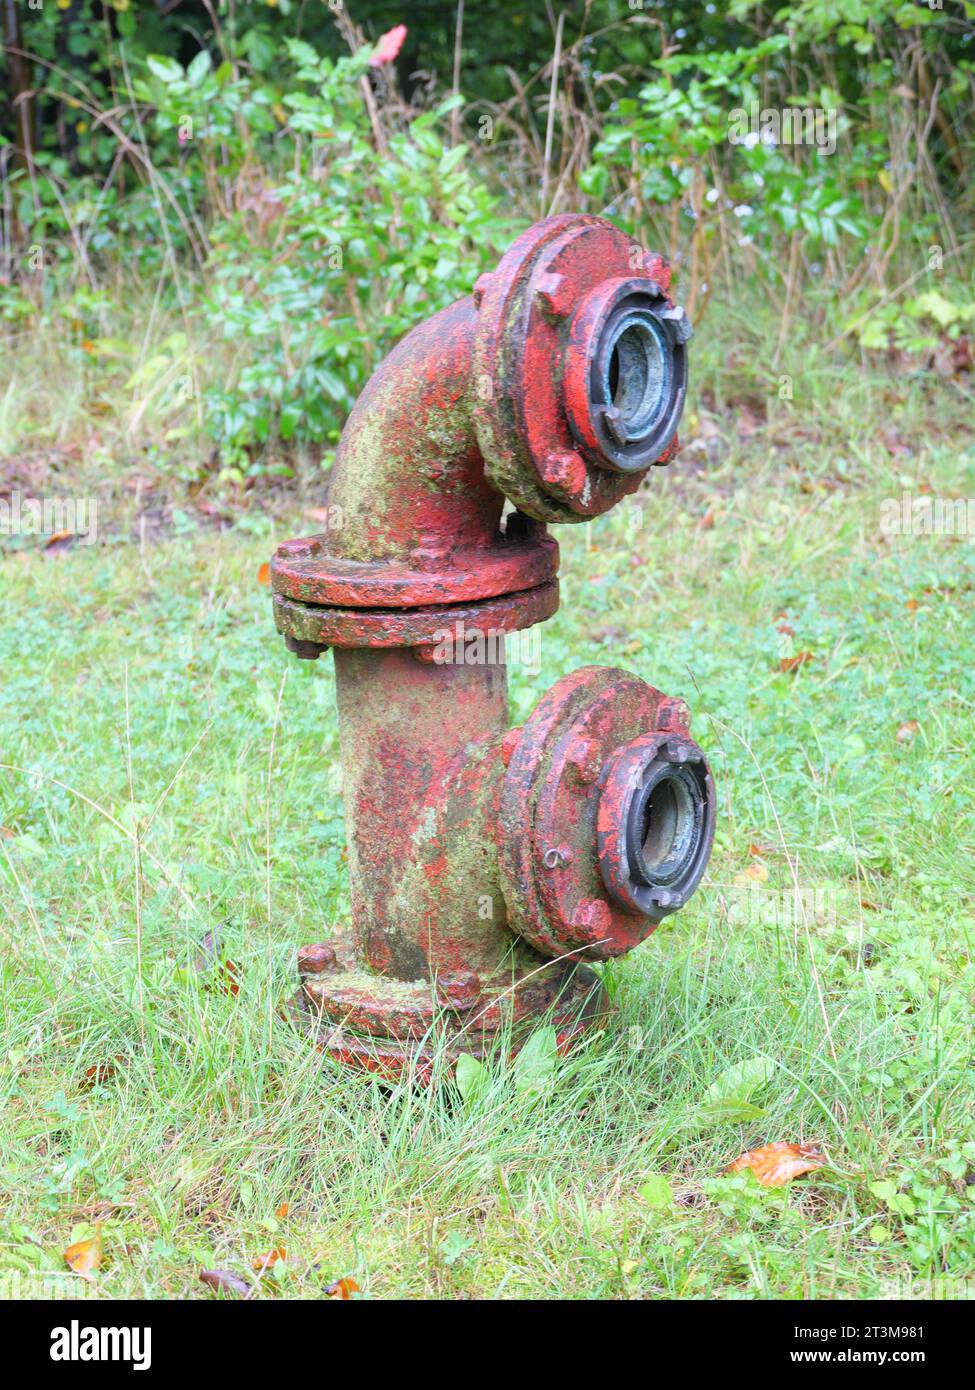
1, 286, 974, 1300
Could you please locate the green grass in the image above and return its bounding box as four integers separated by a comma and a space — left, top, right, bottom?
1, 295, 974, 1300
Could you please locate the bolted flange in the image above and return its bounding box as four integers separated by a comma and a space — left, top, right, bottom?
294, 939, 608, 1083
498, 666, 715, 961
472, 216, 688, 524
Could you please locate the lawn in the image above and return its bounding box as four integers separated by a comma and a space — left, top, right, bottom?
1, 298, 974, 1300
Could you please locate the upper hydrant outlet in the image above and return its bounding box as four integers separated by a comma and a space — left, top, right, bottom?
473, 215, 690, 522
271, 215, 713, 1082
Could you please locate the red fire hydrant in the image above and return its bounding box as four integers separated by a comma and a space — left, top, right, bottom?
270, 215, 715, 1080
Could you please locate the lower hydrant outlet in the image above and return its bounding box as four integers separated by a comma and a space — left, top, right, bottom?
269, 214, 716, 1080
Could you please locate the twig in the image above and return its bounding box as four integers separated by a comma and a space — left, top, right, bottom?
541, 11, 565, 215
451, 0, 465, 148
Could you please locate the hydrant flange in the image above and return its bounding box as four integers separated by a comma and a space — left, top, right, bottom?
498, 666, 715, 961
473, 215, 684, 523
298, 939, 607, 1085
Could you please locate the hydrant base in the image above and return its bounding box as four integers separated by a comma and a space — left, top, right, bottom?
293, 947, 609, 1084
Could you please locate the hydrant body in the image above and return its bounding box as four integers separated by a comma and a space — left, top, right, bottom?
270, 216, 715, 1079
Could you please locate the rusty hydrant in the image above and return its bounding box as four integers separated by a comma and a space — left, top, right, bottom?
270, 215, 716, 1079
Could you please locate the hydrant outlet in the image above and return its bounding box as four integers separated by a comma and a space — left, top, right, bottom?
498, 666, 715, 961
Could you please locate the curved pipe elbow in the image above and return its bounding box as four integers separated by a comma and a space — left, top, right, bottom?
324, 216, 691, 570
325, 295, 500, 567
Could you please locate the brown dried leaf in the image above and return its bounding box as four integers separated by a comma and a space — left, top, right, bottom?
200, 1268, 251, 1297
45, 531, 76, 554
325, 1276, 361, 1299
251, 1247, 286, 1272
79, 1057, 124, 1091
727, 1141, 826, 1187
779, 651, 815, 673
217, 960, 241, 997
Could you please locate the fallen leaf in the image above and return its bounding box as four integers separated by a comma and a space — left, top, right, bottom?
896, 720, 919, 744
79, 1057, 124, 1091
64, 1227, 102, 1280
217, 959, 240, 996
728, 1140, 826, 1187
200, 1268, 251, 1297
324, 1276, 360, 1299
45, 531, 76, 553
257, 561, 271, 586
251, 1247, 286, 1272
779, 651, 815, 673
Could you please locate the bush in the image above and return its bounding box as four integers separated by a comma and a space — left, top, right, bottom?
140, 41, 513, 472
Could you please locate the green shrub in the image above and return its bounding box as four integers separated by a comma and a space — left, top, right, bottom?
582, 37, 879, 291
141, 41, 514, 471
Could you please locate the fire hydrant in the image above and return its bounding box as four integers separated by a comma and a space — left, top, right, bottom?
270, 215, 716, 1079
